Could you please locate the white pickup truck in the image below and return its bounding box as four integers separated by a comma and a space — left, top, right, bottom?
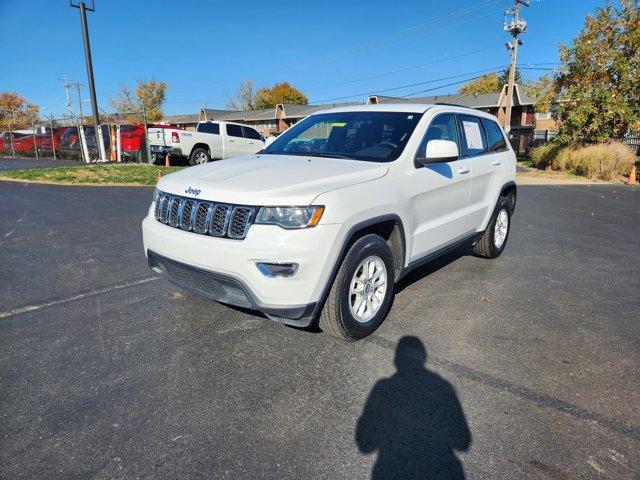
149, 121, 265, 165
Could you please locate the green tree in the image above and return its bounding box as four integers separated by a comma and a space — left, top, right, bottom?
524, 74, 554, 112
253, 82, 308, 109
498, 67, 523, 86
550, 0, 640, 144
0, 92, 39, 130
110, 79, 166, 122
457, 73, 501, 95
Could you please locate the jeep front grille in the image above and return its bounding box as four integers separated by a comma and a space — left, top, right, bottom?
154, 192, 255, 240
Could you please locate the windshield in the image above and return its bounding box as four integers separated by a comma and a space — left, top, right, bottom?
262, 111, 423, 162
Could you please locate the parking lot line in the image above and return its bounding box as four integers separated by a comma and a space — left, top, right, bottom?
0, 276, 159, 320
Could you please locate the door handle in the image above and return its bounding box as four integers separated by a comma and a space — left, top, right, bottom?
458, 166, 470, 174
491, 160, 501, 166
229, 140, 235, 142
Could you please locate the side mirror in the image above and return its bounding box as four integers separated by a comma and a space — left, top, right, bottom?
415, 139, 459, 166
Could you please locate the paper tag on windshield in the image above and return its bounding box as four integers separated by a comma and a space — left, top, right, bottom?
462, 120, 484, 150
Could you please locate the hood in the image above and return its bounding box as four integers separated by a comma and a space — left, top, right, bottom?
157, 154, 389, 205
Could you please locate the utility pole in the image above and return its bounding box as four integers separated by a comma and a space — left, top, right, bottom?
60, 77, 74, 116
69, 0, 106, 162
60, 76, 87, 163
74, 82, 86, 125
503, 0, 529, 132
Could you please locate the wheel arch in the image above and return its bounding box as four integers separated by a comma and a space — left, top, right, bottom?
500, 181, 517, 213
328, 214, 407, 290
310, 214, 407, 326
190, 143, 211, 158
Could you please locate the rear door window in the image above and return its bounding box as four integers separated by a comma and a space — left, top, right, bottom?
459, 115, 487, 157
481, 118, 507, 152
199, 123, 220, 135
242, 126, 262, 140
226, 124, 243, 138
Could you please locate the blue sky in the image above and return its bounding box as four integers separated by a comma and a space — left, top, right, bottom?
0, 0, 604, 117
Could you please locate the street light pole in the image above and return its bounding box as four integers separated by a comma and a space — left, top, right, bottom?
69, 0, 106, 162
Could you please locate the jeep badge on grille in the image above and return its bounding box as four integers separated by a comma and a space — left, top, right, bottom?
185, 187, 201, 196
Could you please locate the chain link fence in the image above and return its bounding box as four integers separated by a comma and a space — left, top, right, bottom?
1, 114, 153, 163
507, 129, 558, 155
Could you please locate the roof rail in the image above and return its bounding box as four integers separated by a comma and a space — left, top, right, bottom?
434, 102, 468, 108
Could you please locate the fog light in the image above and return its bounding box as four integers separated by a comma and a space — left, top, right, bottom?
256, 262, 299, 278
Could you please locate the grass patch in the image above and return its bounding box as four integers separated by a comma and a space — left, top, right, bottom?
0, 164, 184, 186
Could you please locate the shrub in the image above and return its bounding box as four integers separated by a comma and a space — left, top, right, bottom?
569, 142, 637, 181
531, 141, 637, 181
530, 142, 562, 169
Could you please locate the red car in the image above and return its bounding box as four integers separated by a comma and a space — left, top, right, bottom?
118, 124, 146, 162
41, 127, 67, 151
119, 123, 180, 163
12, 133, 44, 155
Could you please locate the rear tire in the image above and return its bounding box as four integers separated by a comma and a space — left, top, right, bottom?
473, 196, 511, 259
189, 148, 210, 166
319, 234, 395, 341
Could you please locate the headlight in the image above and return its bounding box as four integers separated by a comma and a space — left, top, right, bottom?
256, 206, 324, 229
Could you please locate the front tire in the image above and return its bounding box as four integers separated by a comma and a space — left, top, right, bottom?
473, 196, 511, 259
189, 148, 210, 166
319, 234, 395, 341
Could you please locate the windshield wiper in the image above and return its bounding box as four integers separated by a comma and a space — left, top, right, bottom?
261, 151, 353, 160
303, 152, 353, 160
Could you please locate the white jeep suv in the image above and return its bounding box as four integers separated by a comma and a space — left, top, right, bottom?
142, 104, 516, 340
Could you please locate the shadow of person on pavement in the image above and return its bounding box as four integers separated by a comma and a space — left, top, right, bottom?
356, 336, 471, 479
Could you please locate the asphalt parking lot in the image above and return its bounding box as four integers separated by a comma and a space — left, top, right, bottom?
0, 156, 80, 171
1, 178, 639, 479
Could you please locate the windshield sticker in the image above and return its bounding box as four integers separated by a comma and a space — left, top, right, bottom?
462, 120, 484, 150
407, 115, 414, 119
330, 122, 347, 127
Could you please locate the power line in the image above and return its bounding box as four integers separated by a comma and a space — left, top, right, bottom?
310, 66, 506, 104
323, 0, 504, 59
400, 73, 503, 98
166, 0, 507, 92
305, 43, 505, 92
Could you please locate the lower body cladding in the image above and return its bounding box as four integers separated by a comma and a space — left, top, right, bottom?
142, 213, 342, 327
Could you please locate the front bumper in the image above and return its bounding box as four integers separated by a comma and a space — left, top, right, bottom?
147, 250, 318, 325
142, 209, 343, 326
